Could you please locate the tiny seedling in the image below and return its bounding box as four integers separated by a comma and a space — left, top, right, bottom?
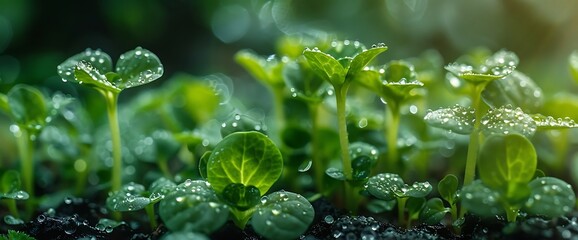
0, 170, 29, 219
159, 131, 314, 240
461, 134, 575, 222
304, 40, 387, 211
364, 173, 432, 227
57, 47, 164, 192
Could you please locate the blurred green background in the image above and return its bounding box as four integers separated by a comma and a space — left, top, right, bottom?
1, 0, 578, 98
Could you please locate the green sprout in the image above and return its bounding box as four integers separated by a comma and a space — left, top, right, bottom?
57, 47, 164, 192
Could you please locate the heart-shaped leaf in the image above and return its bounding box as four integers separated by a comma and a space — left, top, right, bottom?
252, 191, 314, 240
222, 183, 261, 210
207, 131, 283, 196
347, 43, 388, 78
57, 48, 113, 84
424, 105, 475, 134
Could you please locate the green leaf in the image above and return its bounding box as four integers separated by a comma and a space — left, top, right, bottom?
347, 44, 388, 79
283, 57, 327, 100
423, 105, 475, 134
281, 124, 311, 149
366, 199, 397, 213
480, 105, 537, 138
149, 177, 177, 203
73, 60, 118, 93
0, 170, 28, 200
482, 71, 543, 112
303, 49, 345, 86
446, 50, 518, 84
7, 84, 48, 131
235, 50, 285, 89
0, 230, 35, 240
0, 93, 8, 113
365, 173, 432, 200
461, 180, 504, 217
114, 47, 164, 89
438, 174, 458, 206
198, 151, 212, 180
325, 168, 346, 181
355, 62, 423, 103
161, 231, 209, 240
220, 113, 267, 138
349, 142, 379, 181
406, 197, 426, 221
158, 180, 229, 234
570, 50, 578, 83
252, 191, 314, 240
478, 134, 537, 193
207, 131, 283, 196
222, 183, 261, 210
57, 48, 113, 84
106, 182, 150, 211
524, 177, 576, 218
420, 198, 450, 225
530, 114, 578, 129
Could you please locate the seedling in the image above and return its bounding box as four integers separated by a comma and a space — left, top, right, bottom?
159, 131, 314, 240
355, 60, 424, 172
106, 177, 176, 229
57, 47, 164, 192
0, 170, 29, 219
304, 40, 387, 211
461, 133, 575, 222
364, 173, 432, 227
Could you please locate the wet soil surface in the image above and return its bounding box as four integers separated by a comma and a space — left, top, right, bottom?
4, 197, 578, 239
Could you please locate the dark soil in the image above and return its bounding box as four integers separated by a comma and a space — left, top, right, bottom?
5, 197, 578, 239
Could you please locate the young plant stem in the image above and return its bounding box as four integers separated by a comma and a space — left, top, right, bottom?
16, 127, 35, 217
334, 84, 352, 179
157, 158, 172, 180
460, 84, 486, 218
308, 102, 324, 193
230, 208, 255, 229
383, 101, 400, 173
6, 199, 19, 219
101, 90, 123, 193
397, 197, 408, 226
272, 87, 286, 134
144, 204, 158, 230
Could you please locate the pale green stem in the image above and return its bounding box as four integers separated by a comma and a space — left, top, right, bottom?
397, 197, 408, 226
157, 158, 172, 180
335, 84, 352, 179
309, 102, 324, 193
101, 90, 122, 193
145, 204, 158, 230
16, 127, 34, 218
384, 101, 400, 173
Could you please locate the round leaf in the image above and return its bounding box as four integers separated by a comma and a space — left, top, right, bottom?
438, 174, 458, 205
524, 177, 576, 218
115, 46, 164, 89
207, 131, 283, 196
57, 48, 113, 85
106, 182, 150, 212
478, 134, 537, 191
7, 84, 48, 130
461, 180, 504, 217
482, 71, 544, 112
235, 50, 285, 89
252, 191, 314, 240
158, 180, 229, 234
148, 177, 177, 203
303, 48, 345, 86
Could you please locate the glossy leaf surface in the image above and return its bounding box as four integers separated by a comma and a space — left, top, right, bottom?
158, 180, 229, 234
7, 84, 47, 130
0, 171, 28, 200
207, 131, 283, 196
445, 50, 518, 84
461, 180, 503, 217
106, 182, 150, 211
482, 71, 543, 112
420, 198, 450, 224
480, 105, 536, 138
424, 105, 475, 134
438, 174, 458, 205
235, 50, 286, 89
365, 173, 432, 200
524, 177, 576, 218
252, 191, 314, 240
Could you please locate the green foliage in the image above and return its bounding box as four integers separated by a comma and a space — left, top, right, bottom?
0, 170, 28, 200
0, 230, 35, 240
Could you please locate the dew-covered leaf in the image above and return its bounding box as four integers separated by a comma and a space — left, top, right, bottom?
420, 198, 450, 225
570, 51, 578, 83
424, 105, 475, 134
478, 134, 537, 193
303, 48, 345, 86
355, 61, 423, 103
7, 84, 48, 131
0, 170, 29, 200
235, 50, 286, 89
252, 191, 314, 240
438, 174, 458, 205
524, 177, 576, 218
158, 180, 229, 234
207, 131, 283, 196
148, 177, 177, 203
114, 47, 163, 89
347, 43, 388, 78
365, 173, 432, 200
461, 180, 504, 217
530, 114, 578, 129
325, 168, 346, 181
349, 142, 379, 181
57, 48, 113, 84
73, 60, 119, 93
325, 40, 367, 60
482, 71, 543, 112
446, 50, 518, 84
480, 105, 536, 138
283, 57, 328, 100
106, 182, 150, 212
